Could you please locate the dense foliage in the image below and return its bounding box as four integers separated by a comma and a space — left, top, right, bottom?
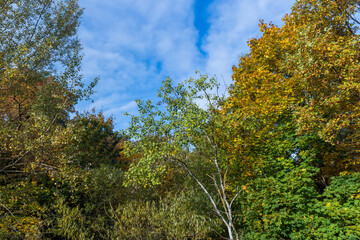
1, 0, 359, 239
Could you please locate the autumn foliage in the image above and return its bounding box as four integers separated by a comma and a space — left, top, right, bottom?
1, 0, 360, 239
225, 0, 360, 186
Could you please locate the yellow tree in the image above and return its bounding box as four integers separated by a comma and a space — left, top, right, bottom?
222, 0, 360, 238
225, 0, 360, 186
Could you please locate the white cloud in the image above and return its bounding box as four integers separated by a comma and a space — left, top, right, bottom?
202, 0, 295, 83
77, 0, 203, 128
103, 100, 138, 116
79, 0, 201, 82
77, 0, 296, 129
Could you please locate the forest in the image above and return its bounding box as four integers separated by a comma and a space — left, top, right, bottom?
1, 0, 360, 239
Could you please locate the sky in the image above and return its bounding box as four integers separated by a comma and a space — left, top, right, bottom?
77, 0, 296, 130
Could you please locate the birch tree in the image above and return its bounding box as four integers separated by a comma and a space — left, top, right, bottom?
125, 75, 242, 240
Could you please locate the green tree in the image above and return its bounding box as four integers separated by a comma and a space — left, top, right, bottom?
125, 75, 242, 240
64, 111, 123, 168
0, 0, 97, 238
222, 0, 360, 237
109, 191, 217, 240
41, 111, 126, 239
0, 0, 97, 175
226, 0, 360, 186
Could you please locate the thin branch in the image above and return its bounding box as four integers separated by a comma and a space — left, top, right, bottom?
230, 188, 242, 208
203, 127, 237, 239
0, 201, 25, 240
169, 156, 230, 229
211, 173, 229, 219
0, 201, 20, 224
27, 1, 50, 43
350, 14, 360, 25
0, 150, 30, 173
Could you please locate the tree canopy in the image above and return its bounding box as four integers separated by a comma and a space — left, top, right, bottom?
1, 0, 360, 239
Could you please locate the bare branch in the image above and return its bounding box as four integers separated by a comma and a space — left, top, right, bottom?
169, 156, 231, 230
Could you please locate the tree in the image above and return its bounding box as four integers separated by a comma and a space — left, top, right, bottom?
0, 0, 97, 175
285, 0, 360, 180
0, 0, 97, 237
221, 0, 360, 237
64, 111, 122, 168
225, 0, 360, 190
108, 192, 217, 239
125, 75, 242, 240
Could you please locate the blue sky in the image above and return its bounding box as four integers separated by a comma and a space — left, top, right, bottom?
77, 0, 296, 129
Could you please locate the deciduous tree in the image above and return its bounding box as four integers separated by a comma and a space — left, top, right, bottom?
222, 0, 360, 237
125, 75, 242, 240
0, 0, 97, 237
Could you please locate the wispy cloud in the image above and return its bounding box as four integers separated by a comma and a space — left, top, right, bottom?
77, 0, 295, 129
79, 0, 200, 83
202, 0, 294, 83
78, 0, 203, 128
